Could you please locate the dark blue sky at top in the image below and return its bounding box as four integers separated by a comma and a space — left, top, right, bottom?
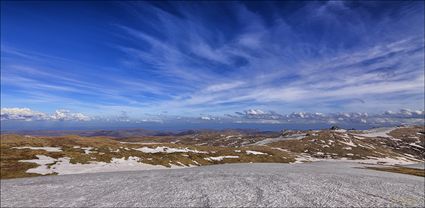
0, 1, 424, 129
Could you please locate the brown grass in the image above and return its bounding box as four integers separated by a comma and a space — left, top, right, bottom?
2, 127, 423, 179
1, 134, 295, 179
365, 166, 425, 177
267, 131, 401, 160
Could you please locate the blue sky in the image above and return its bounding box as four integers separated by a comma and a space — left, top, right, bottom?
1, 1, 424, 129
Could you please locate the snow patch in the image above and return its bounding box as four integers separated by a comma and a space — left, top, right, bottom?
354, 127, 396, 138
134, 146, 208, 154
409, 143, 424, 149
353, 136, 365, 140
246, 150, 267, 155
119, 142, 162, 145
19, 155, 57, 175
253, 134, 306, 145
12, 146, 62, 152
20, 156, 187, 175
293, 154, 419, 166
339, 140, 357, 147
81, 147, 94, 154
293, 154, 321, 163
271, 147, 290, 152
204, 156, 239, 161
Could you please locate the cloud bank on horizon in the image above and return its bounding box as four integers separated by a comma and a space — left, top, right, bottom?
1, 1, 424, 128
1, 107, 424, 128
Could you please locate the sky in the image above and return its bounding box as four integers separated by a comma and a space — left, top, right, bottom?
1, 1, 424, 130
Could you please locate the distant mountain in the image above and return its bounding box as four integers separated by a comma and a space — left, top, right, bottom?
1, 129, 163, 138
0, 128, 268, 138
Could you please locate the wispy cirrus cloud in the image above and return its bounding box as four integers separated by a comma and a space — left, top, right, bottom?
1, 1, 423, 121
111, 1, 424, 114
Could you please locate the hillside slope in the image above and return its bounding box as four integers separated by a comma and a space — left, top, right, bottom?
1, 126, 423, 179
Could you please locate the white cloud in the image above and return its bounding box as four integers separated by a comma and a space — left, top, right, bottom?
200, 116, 213, 120
384, 109, 424, 118
50, 110, 91, 121
245, 109, 266, 115
1, 107, 423, 127
230, 108, 424, 126
0, 108, 48, 121
1, 108, 91, 121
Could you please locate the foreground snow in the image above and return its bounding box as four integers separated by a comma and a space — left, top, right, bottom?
2, 162, 423, 207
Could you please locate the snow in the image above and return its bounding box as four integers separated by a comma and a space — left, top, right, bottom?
204, 156, 239, 161
12, 146, 62, 152
361, 144, 376, 149
354, 127, 396, 138
234, 150, 241, 153
333, 129, 347, 133
401, 163, 425, 170
253, 134, 306, 145
3, 162, 424, 208
359, 157, 419, 165
246, 150, 267, 155
293, 154, 419, 166
353, 136, 365, 140
20, 156, 187, 175
134, 146, 208, 154
339, 140, 357, 147
19, 155, 57, 175
81, 147, 94, 154
119, 142, 162, 145
271, 147, 290, 152
409, 143, 424, 149
293, 154, 321, 163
